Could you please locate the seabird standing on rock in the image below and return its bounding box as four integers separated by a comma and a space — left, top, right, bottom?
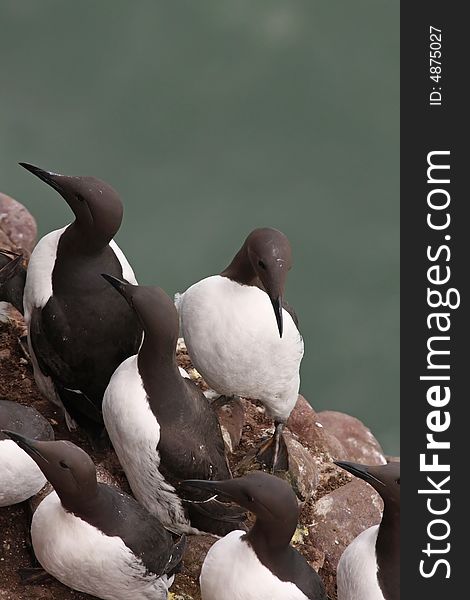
3, 431, 185, 600
0, 400, 53, 507
102, 276, 245, 536
334, 461, 400, 600
182, 471, 326, 600
177, 227, 304, 471
19, 163, 142, 444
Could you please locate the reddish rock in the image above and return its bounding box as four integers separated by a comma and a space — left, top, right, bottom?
284, 431, 320, 502
310, 478, 383, 598
287, 396, 346, 460
0, 192, 37, 255
316, 410, 386, 465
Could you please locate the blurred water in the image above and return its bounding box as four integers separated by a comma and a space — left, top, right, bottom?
0, 1, 399, 454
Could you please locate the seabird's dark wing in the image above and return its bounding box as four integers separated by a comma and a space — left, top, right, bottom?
29, 304, 104, 430
282, 299, 300, 330
29, 303, 76, 387
269, 547, 327, 600
157, 378, 230, 482
155, 379, 246, 534
89, 484, 185, 577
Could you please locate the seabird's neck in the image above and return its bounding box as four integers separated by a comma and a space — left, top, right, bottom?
61, 221, 113, 254
138, 332, 184, 398
245, 513, 296, 555
221, 244, 258, 287
59, 487, 100, 519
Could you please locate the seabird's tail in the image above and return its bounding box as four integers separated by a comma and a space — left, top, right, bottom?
164, 534, 186, 577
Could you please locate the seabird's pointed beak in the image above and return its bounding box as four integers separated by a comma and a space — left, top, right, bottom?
270, 296, 283, 338
334, 460, 385, 487
101, 273, 127, 293
180, 478, 243, 504
19, 162, 65, 193
0, 252, 23, 284
1, 430, 48, 464
180, 479, 221, 494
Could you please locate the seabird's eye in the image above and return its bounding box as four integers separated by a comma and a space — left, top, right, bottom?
258, 260, 267, 270
396, 478, 400, 485
60, 460, 70, 470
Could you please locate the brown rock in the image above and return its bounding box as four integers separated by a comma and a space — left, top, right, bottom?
316, 410, 386, 465
0, 192, 37, 255
310, 478, 383, 598
287, 396, 346, 460
284, 431, 320, 502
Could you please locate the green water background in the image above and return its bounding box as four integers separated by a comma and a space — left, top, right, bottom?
0, 1, 399, 454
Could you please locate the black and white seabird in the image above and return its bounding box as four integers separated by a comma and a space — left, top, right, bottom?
3, 431, 185, 600
182, 472, 326, 600
0, 250, 25, 316
334, 461, 400, 600
0, 400, 53, 507
177, 228, 304, 471
102, 276, 245, 536
19, 163, 142, 442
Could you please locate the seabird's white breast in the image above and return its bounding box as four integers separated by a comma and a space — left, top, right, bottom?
0, 439, 47, 507
337, 524, 384, 600
179, 275, 304, 421
200, 530, 309, 600
32, 491, 172, 600
103, 356, 191, 533
23, 226, 66, 320
109, 239, 138, 285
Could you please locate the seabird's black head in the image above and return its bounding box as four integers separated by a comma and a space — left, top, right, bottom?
334, 460, 400, 508
19, 163, 123, 248
182, 472, 299, 543
222, 228, 293, 337
102, 275, 178, 350
3, 431, 98, 512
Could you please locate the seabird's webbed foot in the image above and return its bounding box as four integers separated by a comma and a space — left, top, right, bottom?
209, 394, 238, 409
255, 422, 289, 474
17, 335, 31, 363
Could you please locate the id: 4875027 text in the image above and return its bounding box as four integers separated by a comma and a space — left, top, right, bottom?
429, 26, 442, 106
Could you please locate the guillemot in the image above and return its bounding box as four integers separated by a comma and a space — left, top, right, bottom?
0, 400, 53, 507
177, 227, 304, 471
0, 250, 25, 316
19, 163, 142, 443
3, 431, 185, 600
182, 471, 326, 600
102, 275, 245, 535
334, 461, 400, 600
